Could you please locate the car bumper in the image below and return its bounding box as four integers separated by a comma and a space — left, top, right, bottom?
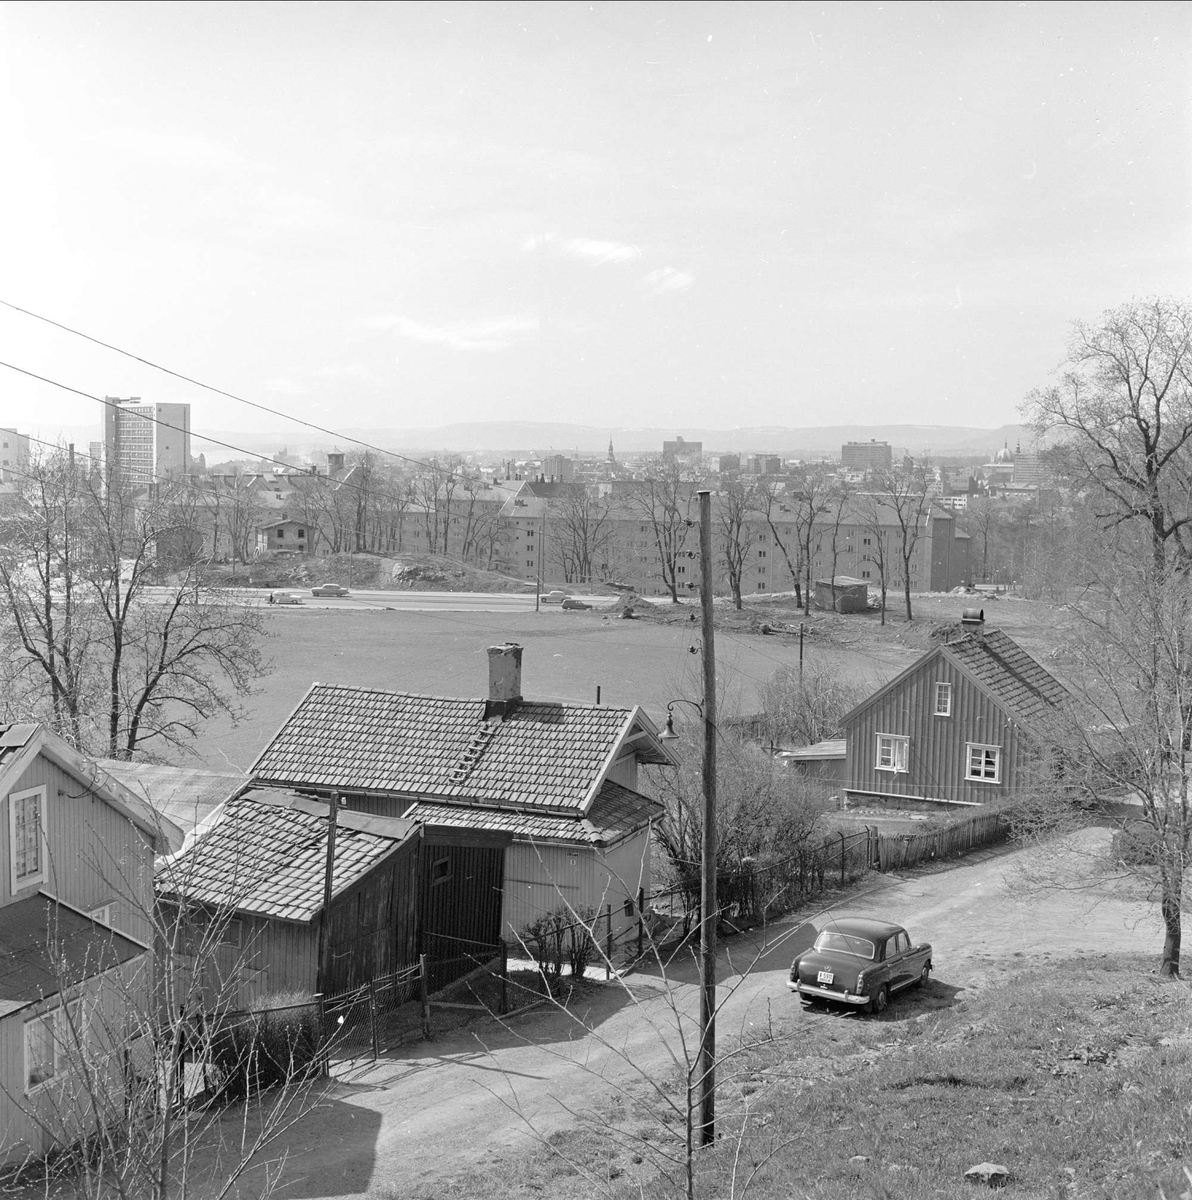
788, 981, 870, 1005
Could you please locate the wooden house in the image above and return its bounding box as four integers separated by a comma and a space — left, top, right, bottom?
839, 611, 1067, 811
246, 643, 673, 956
155, 789, 437, 1004
0, 723, 180, 1166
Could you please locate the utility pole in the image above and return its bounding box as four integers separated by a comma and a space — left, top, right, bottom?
697, 488, 717, 1145
316, 794, 341, 995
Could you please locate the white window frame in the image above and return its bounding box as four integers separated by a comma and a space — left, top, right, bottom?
875, 734, 909, 773
9, 785, 48, 894
966, 743, 1001, 783
24, 1000, 87, 1093
933, 682, 953, 717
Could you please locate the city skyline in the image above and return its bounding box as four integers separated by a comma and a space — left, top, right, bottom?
2, 2, 1188, 444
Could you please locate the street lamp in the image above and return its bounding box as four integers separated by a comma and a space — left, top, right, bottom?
658, 489, 718, 1146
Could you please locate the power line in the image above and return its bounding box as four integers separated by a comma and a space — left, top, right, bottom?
0, 297, 465, 477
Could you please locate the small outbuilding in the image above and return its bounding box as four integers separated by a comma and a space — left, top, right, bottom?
774, 739, 846, 784
814, 576, 869, 614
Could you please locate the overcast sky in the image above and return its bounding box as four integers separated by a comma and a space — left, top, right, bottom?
2, 1, 1189, 450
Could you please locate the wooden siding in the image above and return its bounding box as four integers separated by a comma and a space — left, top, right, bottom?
604, 754, 638, 790
1, 753, 155, 945
843, 652, 1020, 808
1, 956, 150, 1164
501, 828, 651, 944
419, 843, 504, 990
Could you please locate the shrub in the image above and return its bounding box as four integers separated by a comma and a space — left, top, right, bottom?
521, 908, 599, 981
209, 991, 322, 1100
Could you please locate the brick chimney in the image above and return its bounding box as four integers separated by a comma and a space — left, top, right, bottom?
485, 643, 523, 717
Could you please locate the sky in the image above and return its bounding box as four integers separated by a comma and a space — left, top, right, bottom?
1, 0, 1189, 452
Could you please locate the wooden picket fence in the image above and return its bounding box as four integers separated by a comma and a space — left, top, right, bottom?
874, 809, 1008, 872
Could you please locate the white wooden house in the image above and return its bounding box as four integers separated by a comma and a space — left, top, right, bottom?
246, 644, 675, 949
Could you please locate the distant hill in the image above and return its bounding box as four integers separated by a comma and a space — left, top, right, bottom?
34, 420, 1036, 462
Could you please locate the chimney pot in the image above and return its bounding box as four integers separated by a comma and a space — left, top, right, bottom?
486, 643, 523, 716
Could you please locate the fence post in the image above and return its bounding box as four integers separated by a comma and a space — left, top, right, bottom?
637, 887, 645, 959
500, 939, 508, 1015
368, 977, 380, 1061
419, 954, 431, 1040
605, 904, 613, 979
316, 993, 329, 1074
840, 831, 846, 887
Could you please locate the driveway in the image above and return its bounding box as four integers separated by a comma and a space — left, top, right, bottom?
204, 829, 1162, 1198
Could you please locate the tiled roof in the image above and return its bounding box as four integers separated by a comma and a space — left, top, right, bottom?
251, 686, 639, 812
156, 790, 417, 924
0, 722, 38, 770
404, 780, 662, 847
942, 628, 1068, 723
0, 895, 147, 1017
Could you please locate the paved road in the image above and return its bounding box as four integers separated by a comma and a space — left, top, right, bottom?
144, 587, 615, 612
202, 829, 1161, 1199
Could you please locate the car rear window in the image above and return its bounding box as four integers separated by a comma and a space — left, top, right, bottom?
813, 931, 876, 959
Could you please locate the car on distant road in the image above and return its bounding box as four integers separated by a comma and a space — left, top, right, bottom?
311, 583, 351, 597
788, 917, 931, 1014
540, 590, 567, 605
561, 597, 591, 610
273, 592, 304, 605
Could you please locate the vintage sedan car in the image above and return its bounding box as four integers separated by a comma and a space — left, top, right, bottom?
273, 591, 304, 605
541, 589, 568, 604
311, 583, 350, 597
788, 917, 931, 1014
561, 597, 591, 610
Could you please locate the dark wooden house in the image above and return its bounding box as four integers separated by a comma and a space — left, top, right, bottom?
839, 611, 1067, 812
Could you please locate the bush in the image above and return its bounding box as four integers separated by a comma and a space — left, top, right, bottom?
520, 908, 598, 982
209, 991, 322, 1100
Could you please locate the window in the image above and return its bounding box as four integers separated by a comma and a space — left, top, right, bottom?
875, 734, 909, 773
933, 682, 952, 717
966, 744, 1001, 782
9, 786, 46, 893
88, 904, 114, 927
276, 528, 284, 538
430, 857, 452, 885
25, 1001, 85, 1092
863, 537, 872, 546
757, 549, 767, 558
297, 528, 305, 539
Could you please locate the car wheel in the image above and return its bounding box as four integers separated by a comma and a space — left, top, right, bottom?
915, 963, 931, 988
868, 985, 888, 1015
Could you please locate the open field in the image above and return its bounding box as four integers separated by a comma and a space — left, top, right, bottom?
177, 591, 1070, 773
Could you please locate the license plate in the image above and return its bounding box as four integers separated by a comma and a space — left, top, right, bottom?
817, 970, 834, 984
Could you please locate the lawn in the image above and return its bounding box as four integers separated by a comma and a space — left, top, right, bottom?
178, 589, 1073, 773
177, 604, 913, 771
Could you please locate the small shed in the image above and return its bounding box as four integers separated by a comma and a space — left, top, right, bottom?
814, 576, 869, 614
774, 739, 846, 784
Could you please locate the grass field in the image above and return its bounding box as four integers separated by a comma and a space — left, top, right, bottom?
177, 591, 1068, 773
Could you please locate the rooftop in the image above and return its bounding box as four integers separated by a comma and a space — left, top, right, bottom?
156, 789, 418, 924
251, 685, 667, 812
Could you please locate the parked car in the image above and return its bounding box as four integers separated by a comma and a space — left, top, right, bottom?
273, 591, 304, 605
788, 917, 931, 1014
561, 597, 591, 610
541, 590, 567, 604
311, 583, 351, 597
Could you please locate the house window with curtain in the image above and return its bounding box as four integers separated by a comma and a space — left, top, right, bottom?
966, 743, 1001, 782
875, 734, 909, 773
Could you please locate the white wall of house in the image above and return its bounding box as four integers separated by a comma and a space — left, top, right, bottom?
500, 828, 652, 949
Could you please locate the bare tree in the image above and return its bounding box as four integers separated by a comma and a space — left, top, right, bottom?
754, 479, 804, 607
716, 482, 755, 609
757, 660, 869, 749
787, 466, 838, 616
854, 492, 893, 624
0, 450, 268, 760
962, 495, 998, 583
547, 485, 614, 585
1017, 541, 1190, 977
629, 461, 695, 603
871, 462, 934, 620
1024, 297, 1192, 572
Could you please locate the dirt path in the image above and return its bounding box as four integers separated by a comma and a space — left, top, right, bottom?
208, 829, 1163, 1199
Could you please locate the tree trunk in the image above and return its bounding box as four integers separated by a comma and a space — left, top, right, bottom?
1159, 874, 1182, 977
